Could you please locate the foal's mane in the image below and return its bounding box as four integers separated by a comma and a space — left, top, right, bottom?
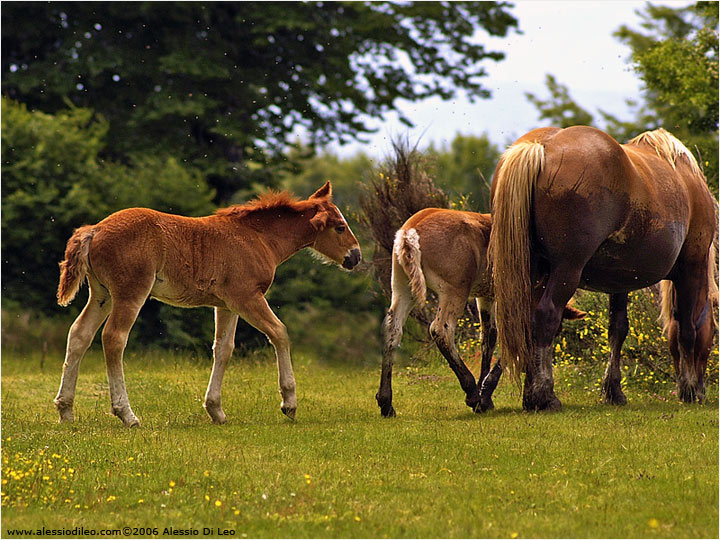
627, 128, 702, 176
215, 191, 309, 219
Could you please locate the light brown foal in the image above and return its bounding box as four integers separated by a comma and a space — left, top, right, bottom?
55, 182, 361, 426
376, 208, 585, 417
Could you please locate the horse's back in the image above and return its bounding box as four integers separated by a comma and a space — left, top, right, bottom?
531, 126, 705, 291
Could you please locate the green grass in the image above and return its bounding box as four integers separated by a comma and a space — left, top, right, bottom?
2, 349, 718, 538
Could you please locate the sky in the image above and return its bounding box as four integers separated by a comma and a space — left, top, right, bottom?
327, 0, 688, 158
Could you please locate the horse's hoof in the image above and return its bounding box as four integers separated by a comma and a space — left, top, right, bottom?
524, 394, 562, 412
380, 404, 396, 418
601, 380, 627, 406
602, 391, 627, 406
281, 406, 296, 420
54, 399, 75, 422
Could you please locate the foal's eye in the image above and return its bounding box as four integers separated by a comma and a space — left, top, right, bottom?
335, 225, 346, 233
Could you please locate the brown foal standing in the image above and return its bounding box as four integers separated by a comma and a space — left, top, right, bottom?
376, 208, 585, 417
55, 182, 361, 426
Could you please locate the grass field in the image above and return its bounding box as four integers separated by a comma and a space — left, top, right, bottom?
1, 349, 718, 538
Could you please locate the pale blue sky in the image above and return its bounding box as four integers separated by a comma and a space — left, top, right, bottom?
328, 0, 687, 158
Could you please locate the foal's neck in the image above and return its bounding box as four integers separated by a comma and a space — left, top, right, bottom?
249, 210, 318, 265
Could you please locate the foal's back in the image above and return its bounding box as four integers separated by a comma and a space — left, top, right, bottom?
401, 208, 492, 298
86, 208, 266, 309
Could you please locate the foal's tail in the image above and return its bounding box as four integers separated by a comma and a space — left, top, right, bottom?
660, 239, 719, 335
57, 225, 95, 307
393, 228, 426, 303
487, 141, 545, 382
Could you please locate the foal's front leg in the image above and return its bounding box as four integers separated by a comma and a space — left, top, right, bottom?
204, 308, 239, 424
236, 294, 297, 419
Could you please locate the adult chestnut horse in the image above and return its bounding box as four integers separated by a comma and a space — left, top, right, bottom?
489, 126, 717, 411
55, 182, 361, 426
376, 208, 585, 417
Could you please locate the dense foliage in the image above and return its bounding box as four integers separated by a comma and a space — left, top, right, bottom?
2, 1, 518, 202
525, 1, 719, 192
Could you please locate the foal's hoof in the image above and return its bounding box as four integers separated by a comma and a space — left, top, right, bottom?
56, 408, 75, 423
113, 407, 141, 427
281, 406, 296, 420
204, 403, 228, 424
54, 399, 75, 422
376, 392, 396, 417
478, 396, 495, 413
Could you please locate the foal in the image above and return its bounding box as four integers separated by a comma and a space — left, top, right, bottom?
55, 182, 361, 426
376, 208, 584, 417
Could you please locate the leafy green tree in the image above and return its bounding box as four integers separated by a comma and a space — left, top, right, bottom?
1, 98, 215, 326
612, 1, 718, 191
3, 1, 518, 202
524, 3, 717, 193
427, 133, 500, 212
524, 74, 595, 128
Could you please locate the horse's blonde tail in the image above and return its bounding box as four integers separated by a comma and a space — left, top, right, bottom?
659, 280, 675, 336
57, 225, 95, 307
393, 228, 426, 303
488, 141, 545, 382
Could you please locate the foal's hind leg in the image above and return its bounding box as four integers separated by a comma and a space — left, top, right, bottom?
430, 290, 481, 412
54, 282, 111, 422
602, 293, 628, 405
102, 299, 146, 426
203, 308, 239, 424
476, 297, 500, 411
376, 271, 415, 417
234, 294, 297, 419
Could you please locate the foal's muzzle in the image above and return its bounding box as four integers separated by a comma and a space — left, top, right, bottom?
342, 247, 362, 269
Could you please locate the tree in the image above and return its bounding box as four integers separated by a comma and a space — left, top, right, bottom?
612, 1, 718, 190
2, 1, 518, 202
1, 98, 215, 317
524, 74, 595, 128
427, 133, 500, 212
524, 3, 718, 193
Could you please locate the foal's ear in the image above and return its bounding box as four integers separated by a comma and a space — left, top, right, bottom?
310, 181, 332, 200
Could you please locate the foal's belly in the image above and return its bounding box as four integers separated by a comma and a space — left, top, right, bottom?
149, 273, 226, 308
579, 221, 686, 293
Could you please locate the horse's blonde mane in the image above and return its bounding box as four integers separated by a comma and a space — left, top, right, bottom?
216, 191, 305, 219
628, 128, 702, 176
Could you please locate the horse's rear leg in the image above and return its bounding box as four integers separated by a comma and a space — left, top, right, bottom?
525, 266, 582, 411
54, 283, 111, 422
602, 293, 628, 405
476, 297, 500, 411
671, 260, 711, 403
430, 291, 481, 412
102, 300, 145, 426
203, 308, 239, 424
376, 271, 415, 417
234, 294, 296, 419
